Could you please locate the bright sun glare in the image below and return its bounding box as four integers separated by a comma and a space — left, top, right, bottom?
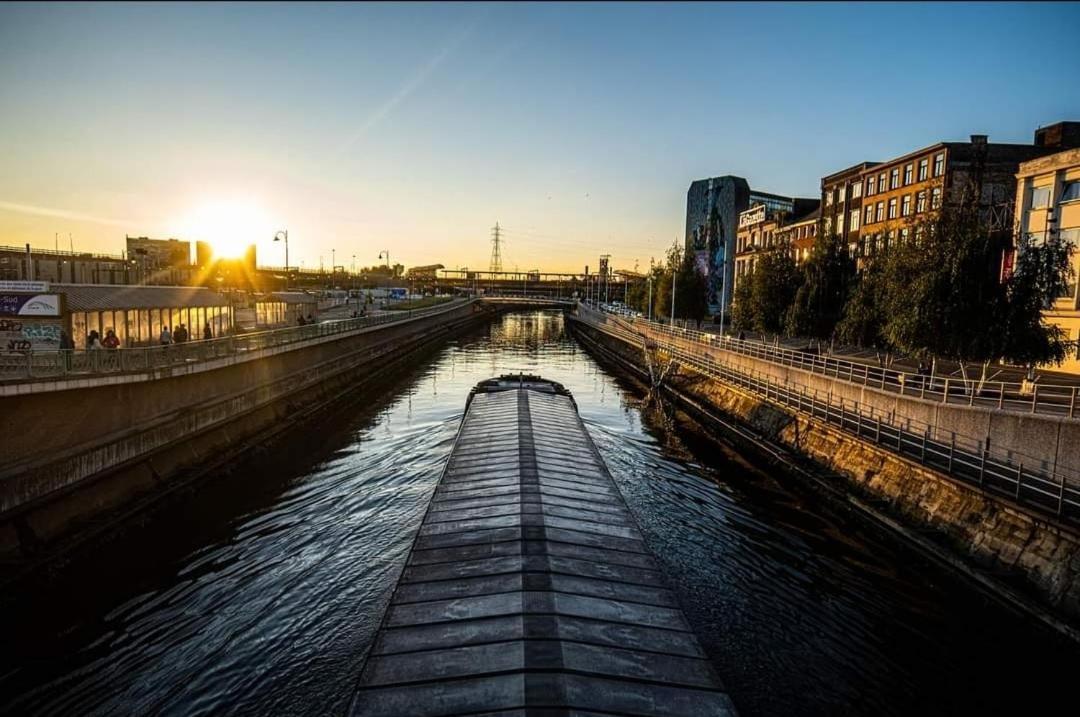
178, 200, 272, 259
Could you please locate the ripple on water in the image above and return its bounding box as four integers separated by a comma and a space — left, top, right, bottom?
2, 312, 1077, 717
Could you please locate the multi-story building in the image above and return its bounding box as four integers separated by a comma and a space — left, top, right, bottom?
126, 236, 196, 285
844, 121, 1080, 263
1014, 147, 1080, 372
733, 200, 820, 292
685, 176, 802, 312
779, 206, 821, 264
0, 245, 135, 284
821, 162, 879, 257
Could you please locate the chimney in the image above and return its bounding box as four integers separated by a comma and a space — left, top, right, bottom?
970, 134, 988, 147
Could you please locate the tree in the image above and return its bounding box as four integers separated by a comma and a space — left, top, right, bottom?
745, 250, 801, 335
999, 233, 1073, 367
786, 232, 857, 340
871, 203, 1072, 388
836, 254, 891, 357
731, 277, 754, 332
673, 250, 708, 327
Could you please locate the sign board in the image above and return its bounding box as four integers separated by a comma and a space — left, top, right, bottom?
738, 204, 767, 229
0, 293, 63, 317
388, 288, 408, 300
0, 280, 49, 292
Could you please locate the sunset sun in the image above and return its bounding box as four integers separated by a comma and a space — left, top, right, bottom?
177, 200, 272, 259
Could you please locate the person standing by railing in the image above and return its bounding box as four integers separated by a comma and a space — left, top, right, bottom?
173, 323, 189, 343
160, 326, 172, 345
60, 328, 74, 371
203, 322, 213, 341
102, 329, 120, 350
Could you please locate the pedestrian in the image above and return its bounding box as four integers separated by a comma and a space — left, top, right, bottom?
160, 325, 172, 345
297, 315, 306, 326
87, 329, 101, 350
174, 323, 189, 343
102, 329, 120, 350
306, 313, 314, 324
60, 328, 75, 370
203, 321, 213, 341
737, 329, 746, 342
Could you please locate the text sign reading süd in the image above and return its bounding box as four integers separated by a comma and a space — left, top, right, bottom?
0, 293, 63, 317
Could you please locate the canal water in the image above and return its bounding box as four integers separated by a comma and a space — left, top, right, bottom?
2, 311, 1077, 716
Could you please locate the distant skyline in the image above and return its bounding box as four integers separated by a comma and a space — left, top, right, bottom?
2, 2, 1079, 273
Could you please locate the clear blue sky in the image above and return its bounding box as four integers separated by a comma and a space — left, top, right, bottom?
1, 2, 1078, 272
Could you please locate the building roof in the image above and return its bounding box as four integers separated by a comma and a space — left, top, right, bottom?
822, 161, 881, 183
55, 283, 231, 311
266, 291, 318, 304
790, 206, 821, 224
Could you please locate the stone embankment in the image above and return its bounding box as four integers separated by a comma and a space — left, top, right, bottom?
567, 308, 1080, 637
0, 300, 492, 564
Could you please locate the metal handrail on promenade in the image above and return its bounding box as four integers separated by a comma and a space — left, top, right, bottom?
1, 298, 471, 382
579, 306, 1080, 526
589, 306, 1080, 419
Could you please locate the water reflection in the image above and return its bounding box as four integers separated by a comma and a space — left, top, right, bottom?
1, 311, 1076, 716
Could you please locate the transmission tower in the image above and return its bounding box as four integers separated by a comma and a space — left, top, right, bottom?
489, 222, 503, 273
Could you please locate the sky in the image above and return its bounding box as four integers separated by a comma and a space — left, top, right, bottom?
1, 1, 1079, 274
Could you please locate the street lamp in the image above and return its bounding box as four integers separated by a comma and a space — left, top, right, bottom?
274, 230, 289, 289
379, 250, 390, 275
670, 240, 679, 328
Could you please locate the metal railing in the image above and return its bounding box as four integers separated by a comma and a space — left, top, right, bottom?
587, 304, 1080, 419
1, 298, 471, 382
579, 306, 1080, 526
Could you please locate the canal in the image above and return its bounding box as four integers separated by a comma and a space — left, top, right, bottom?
2, 311, 1077, 716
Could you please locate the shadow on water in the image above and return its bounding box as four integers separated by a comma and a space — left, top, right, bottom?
2, 310, 1078, 716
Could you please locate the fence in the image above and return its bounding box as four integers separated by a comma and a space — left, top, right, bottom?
0, 298, 471, 382
595, 307, 1080, 419
579, 305, 1080, 526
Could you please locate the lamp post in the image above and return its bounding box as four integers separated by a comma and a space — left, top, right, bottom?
670, 241, 679, 328
274, 230, 289, 289
647, 275, 653, 321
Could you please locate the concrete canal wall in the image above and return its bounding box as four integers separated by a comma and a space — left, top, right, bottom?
0, 301, 492, 560
567, 314, 1080, 632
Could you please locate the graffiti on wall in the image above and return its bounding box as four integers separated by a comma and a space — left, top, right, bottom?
0, 317, 62, 351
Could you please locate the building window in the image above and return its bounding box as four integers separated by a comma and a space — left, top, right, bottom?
931, 186, 942, 209
824, 216, 832, 235
878, 173, 887, 193
876, 201, 885, 222
900, 227, 910, 243
866, 177, 875, 196
839, 185, 847, 203
918, 158, 929, 182
1030, 185, 1052, 208
916, 190, 927, 213
904, 163, 913, 185
885, 231, 894, 250
850, 209, 860, 231
890, 168, 900, 189
901, 194, 912, 216
1062, 181, 1080, 203
852, 181, 862, 199
825, 191, 833, 207
865, 205, 874, 224
887, 198, 898, 219
933, 152, 945, 176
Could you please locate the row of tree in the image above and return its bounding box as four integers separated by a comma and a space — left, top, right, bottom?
729, 204, 1073, 385
624, 245, 709, 326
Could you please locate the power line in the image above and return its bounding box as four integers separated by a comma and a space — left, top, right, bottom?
489, 221, 503, 273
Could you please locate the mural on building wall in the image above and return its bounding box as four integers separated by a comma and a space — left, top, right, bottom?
704, 205, 725, 309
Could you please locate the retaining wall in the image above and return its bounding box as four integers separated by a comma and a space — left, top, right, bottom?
569, 314, 1080, 629
0, 301, 491, 560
